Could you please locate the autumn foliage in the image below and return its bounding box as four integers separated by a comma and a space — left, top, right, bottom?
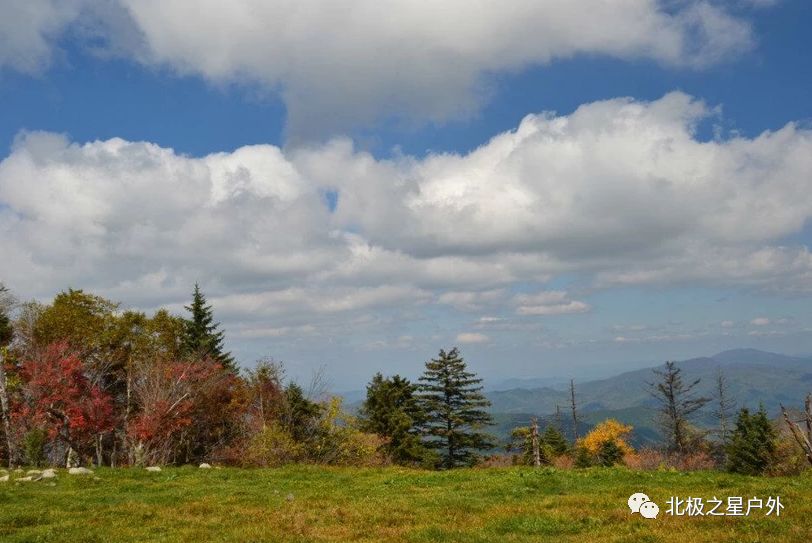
13, 342, 114, 458
579, 419, 634, 457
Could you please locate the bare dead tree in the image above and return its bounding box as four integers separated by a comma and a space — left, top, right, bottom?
569, 379, 580, 442
713, 368, 736, 444
648, 361, 709, 454
0, 284, 16, 467
530, 417, 541, 467
554, 404, 563, 434
780, 393, 812, 467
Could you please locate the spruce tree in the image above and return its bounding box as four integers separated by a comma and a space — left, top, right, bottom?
183, 283, 235, 371
726, 405, 777, 475
359, 373, 432, 466
542, 424, 570, 456
417, 348, 494, 468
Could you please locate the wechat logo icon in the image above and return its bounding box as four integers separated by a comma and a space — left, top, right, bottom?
628, 492, 659, 519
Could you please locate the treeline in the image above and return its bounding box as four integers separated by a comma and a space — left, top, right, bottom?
505, 361, 812, 476
0, 284, 495, 469
2, 282, 810, 474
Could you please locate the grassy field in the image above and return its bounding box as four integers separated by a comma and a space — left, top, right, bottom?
1, 466, 810, 542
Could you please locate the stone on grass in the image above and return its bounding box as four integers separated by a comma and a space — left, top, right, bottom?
26, 470, 42, 476
40, 469, 58, 479
0, 474, 8, 482
68, 467, 94, 475
16, 476, 34, 482
285, 493, 295, 502
145, 466, 162, 472
199, 463, 212, 469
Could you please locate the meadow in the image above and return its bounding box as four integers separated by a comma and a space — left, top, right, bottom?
1, 466, 809, 542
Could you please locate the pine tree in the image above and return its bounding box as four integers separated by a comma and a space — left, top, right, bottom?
597, 439, 624, 467
183, 284, 235, 371
542, 425, 570, 456
280, 382, 323, 444
359, 373, 432, 466
417, 348, 494, 468
726, 405, 777, 475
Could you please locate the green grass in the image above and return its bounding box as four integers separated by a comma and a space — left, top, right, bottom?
1, 466, 810, 542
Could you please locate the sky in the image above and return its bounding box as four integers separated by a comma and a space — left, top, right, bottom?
0, 0, 811, 390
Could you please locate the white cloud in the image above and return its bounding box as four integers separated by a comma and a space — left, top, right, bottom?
720, 320, 735, 328
1, 1, 756, 136
437, 289, 505, 312
750, 317, 771, 326
0, 0, 85, 73
456, 332, 489, 344
514, 291, 591, 316
2, 93, 812, 356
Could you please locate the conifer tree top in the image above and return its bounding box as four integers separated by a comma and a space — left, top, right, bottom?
183, 283, 235, 371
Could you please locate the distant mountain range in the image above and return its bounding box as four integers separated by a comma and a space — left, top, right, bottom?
486, 348, 812, 447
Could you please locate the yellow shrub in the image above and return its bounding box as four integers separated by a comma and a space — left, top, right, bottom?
579, 419, 634, 456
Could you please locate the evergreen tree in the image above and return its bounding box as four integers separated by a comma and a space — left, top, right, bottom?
596, 439, 624, 467
542, 425, 570, 456
183, 284, 235, 371
0, 304, 11, 347
508, 424, 550, 466
280, 382, 323, 444
359, 373, 432, 466
726, 405, 777, 475
417, 348, 494, 468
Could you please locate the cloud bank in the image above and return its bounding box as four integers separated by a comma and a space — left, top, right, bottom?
2, 93, 811, 351
1, 1, 756, 137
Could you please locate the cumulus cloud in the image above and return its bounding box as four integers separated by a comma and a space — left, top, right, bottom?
2, 93, 812, 353
0, 0, 86, 73
1, 1, 756, 136
750, 317, 771, 326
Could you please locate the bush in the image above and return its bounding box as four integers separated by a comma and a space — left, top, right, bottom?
574, 446, 594, 468
244, 423, 304, 467
767, 434, 809, 476
580, 419, 634, 457
23, 428, 47, 467
624, 448, 666, 471
597, 440, 624, 467
552, 454, 575, 470
322, 427, 389, 467
675, 450, 717, 471
726, 406, 777, 475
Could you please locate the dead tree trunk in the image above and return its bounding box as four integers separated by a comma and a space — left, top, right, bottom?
569, 379, 579, 443
0, 352, 14, 468
530, 417, 541, 467
781, 397, 812, 467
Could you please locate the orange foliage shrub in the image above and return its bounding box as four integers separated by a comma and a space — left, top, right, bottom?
624, 448, 666, 470
552, 454, 575, 470
579, 419, 634, 456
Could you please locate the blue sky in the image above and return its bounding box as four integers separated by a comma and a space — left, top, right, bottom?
1, 1, 811, 389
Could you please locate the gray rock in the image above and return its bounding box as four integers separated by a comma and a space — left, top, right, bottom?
199, 463, 212, 469
26, 470, 42, 476
145, 466, 162, 472
40, 469, 58, 479
16, 476, 34, 482
0, 474, 8, 482
68, 467, 94, 475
